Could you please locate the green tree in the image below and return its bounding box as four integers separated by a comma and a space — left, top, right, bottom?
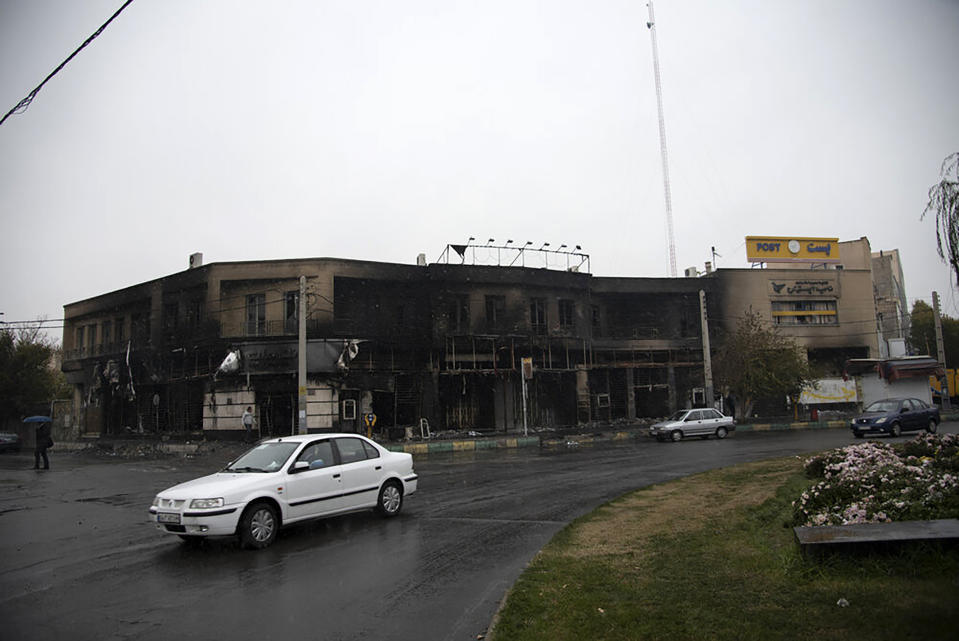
908, 300, 959, 366
0, 325, 64, 426
923, 152, 959, 285
713, 309, 814, 420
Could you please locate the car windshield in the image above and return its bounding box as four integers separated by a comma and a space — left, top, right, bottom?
224, 442, 300, 473
666, 410, 689, 421
864, 400, 901, 413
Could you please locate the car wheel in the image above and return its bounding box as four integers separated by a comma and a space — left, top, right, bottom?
889, 422, 901, 438
715, 426, 728, 439
670, 430, 683, 443
238, 501, 279, 549
927, 419, 938, 434
376, 481, 403, 517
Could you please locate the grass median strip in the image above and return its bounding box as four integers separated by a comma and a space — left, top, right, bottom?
489, 458, 959, 641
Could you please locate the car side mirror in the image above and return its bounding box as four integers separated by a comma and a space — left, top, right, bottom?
291, 461, 310, 473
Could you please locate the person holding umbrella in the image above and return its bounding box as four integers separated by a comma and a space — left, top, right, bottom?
24, 416, 52, 470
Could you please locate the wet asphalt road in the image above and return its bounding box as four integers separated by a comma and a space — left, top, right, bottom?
1, 424, 955, 641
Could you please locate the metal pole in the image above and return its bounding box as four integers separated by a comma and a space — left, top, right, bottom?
521, 373, 528, 437
297, 275, 308, 433
933, 291, 951, 410
647, 1, 678, 278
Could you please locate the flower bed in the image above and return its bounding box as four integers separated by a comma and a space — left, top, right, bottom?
793, 433, 959, 526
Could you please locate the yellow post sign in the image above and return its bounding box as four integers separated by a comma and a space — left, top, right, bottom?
364, 412, 376, 438
745, 236, 840, 264
521, 357, 534, 380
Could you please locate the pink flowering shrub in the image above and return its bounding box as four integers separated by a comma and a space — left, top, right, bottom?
793, 434, 959, 526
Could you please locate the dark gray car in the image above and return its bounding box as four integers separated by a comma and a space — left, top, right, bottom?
850, 397, 939, 438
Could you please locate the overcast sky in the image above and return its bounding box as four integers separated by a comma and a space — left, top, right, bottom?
2, 0, 958, 336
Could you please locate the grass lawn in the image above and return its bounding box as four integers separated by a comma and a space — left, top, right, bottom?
489, 457, 959, 641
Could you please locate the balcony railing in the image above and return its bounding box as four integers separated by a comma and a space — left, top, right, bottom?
221, 319, 325, 338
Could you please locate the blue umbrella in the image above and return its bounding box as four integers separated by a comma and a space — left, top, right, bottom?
23, 416, 52, 423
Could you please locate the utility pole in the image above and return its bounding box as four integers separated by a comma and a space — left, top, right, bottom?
297, 276, 308, 433
521, 357, 533, 437
647, 1, 678, 278
932, 291, 951, 410
699, 290, 713, 407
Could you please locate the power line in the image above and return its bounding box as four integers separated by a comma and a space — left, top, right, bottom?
0, 0, 136, 127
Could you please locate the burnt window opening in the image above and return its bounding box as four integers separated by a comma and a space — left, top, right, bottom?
101, 320, 112, 345
163, 302, 179, 334
530, 298, 547, 335
186, 299, 204, 330
131, 312, 150, 346
448, 295, 470, 333
591, 305, 601, 336
558, 299, 575, 329
285, 291, 298, 333
87, 323, 97, 348
485, 295, 505, 330
76, 326, 85, 350
246, 293, 266, 336
114, 317, 124, 343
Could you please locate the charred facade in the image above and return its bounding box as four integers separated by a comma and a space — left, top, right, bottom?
62, 256, 716, 440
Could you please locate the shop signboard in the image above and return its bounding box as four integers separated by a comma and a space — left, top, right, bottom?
746, 236, 840, 264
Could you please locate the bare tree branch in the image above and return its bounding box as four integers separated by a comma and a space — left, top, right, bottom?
923, 152, 959, 285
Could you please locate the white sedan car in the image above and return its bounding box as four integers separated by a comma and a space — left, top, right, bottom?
149, 434, 418, 549
649, 408, 735, 442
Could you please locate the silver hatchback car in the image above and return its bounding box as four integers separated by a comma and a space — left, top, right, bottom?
649, 408, 736, 442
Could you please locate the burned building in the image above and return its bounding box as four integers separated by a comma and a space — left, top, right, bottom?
61, 249, 716, 440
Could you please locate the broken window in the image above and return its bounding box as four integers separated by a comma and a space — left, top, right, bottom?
131, 312, 150, 345
485, 295, 505, 330
558, 299, 575, 329
186, 299, 204, 330
285, 290, 298, 333
447, 295, 470, 333
246, 293, 266, 336
163, 302, 179, 333
530, 298, 547, 335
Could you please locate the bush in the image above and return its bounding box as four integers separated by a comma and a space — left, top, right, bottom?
794, 434, 959, 526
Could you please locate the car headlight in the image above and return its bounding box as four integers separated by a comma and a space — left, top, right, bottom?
190, 498, 224, 509
875, 417, 887, 425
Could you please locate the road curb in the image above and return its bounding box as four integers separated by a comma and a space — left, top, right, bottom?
53, 413, 952, 458
386, 436, 541, 454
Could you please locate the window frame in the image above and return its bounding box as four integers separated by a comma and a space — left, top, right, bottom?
558, 299, 575, 329
246, 293, 267, 336
530, 298, 547, 335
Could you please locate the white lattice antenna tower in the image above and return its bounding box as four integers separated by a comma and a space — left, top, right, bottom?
647, 1, 678, 277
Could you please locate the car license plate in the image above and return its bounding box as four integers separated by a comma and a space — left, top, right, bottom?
157, 512, 181, 524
